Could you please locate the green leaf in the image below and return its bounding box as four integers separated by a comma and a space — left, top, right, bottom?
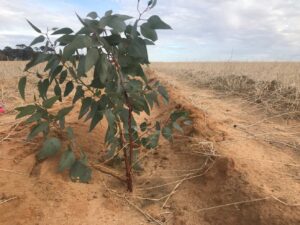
59, 117, 65, 129
73, 86, 84, 104
95, 54, 109, 83
131, 95, 150, 115
79, 97, 92, 119
66, 127, 74, 139
77, 48, 99, 75
55, 34, 76, 46
27, 121, 49, 140
183, 120, 193, 126
114, 14, 133, 21
149, 0, 157, 8
44, 56, 60, 72
89, 111, 103, 132
132, 149, 143, 171
54, 84, 62, 100
105, 10, 113, 16
143, 39, 155, 45
105, 110, 116, 127
106, 15, 126, 33
103, 34, 122, 46
57, 106, 73, 118
128, 38, 149, 63
15, 105, 36, 119
59, 70, 68, 84
126, 79, 143, 92
38, 79, 50, 99
162, 126, 172, 141
70, 160, 92, 183
37, 137, 61, 160
148, 15, 172, 29
80, 151, 89, 165
50, 65, 63, 81
172, 122, 184, 133
158, 85, 169, 103
25, 112, 42, 124
63, 36, 93, 59
155, 121, 161, 131
18, 76, 27, 100
141, 23, 158, 41
145, 91, 159, 108
105, 126, 117, 144
140, 122, 147, 132
26, 19, 42, 33
30, 35, 45, 46
170, 110, 188, 121
64, 81, 74, 97
42, 96, 59, 108
58, 148, 76, 172
52, 27, 73, 35
24, 53, 50, 71
87, 11, 98, 19
142, 131, 160, 149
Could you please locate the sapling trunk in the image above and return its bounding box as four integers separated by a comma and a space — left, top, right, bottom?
127, 106, 134, 192
117, 121, 133, 192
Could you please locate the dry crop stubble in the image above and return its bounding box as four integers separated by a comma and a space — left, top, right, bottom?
151, 62, 300, 119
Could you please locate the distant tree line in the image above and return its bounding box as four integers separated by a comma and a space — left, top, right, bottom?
0, 44, 56, 61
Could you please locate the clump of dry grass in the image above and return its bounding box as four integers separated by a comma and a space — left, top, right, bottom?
207, 75, 300, 118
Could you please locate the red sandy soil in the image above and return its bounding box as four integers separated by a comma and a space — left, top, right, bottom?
0, 71, 299, 225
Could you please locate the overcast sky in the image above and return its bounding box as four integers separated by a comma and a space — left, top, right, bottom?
0, 0, 300, 61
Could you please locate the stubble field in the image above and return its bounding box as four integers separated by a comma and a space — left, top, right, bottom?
0, 61, 299, 225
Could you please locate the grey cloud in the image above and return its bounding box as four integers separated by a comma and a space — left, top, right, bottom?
1, 0, 300, 60
113, 0, 300, 60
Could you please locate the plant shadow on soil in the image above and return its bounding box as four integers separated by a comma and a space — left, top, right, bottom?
0, 76, 299, 225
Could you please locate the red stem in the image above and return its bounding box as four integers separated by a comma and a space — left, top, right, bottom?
118, 122, 133, 192
128, 106, 134, 166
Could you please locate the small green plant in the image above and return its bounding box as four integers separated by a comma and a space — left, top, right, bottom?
17, 0, 189, 191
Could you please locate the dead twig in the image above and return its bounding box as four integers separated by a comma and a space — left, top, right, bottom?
137, 159, 215, 191
0, 169, 28, 175
124, 197, 164, 225
197, 197, 270, 212
101, 179, 164, 225
0, 121, 22, 143
271, 195, 300, 207
92, 164, 126, 183
192, 151, 300, 167
243, 111, 300, 129
0, 196, 18, 205
197, 195, 300, 212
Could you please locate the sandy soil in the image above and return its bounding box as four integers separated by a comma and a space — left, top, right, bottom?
0, 70, 299, 225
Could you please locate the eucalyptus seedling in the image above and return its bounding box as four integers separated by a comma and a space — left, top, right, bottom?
17, 0, 189, 191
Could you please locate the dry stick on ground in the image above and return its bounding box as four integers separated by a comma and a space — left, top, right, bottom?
0, 196, 18, 205
0, 169, 28, 175
91, 164, 126, 183
236, 126, 300, 151
161, 157, 212, 209
192, 151, 300, 167
0, 121, 22, 143
100, 178, 164, 225
242, 111, 300, 129
124, 197, 164, 225
196, 196, 300, 212
136, 159, 216, 192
